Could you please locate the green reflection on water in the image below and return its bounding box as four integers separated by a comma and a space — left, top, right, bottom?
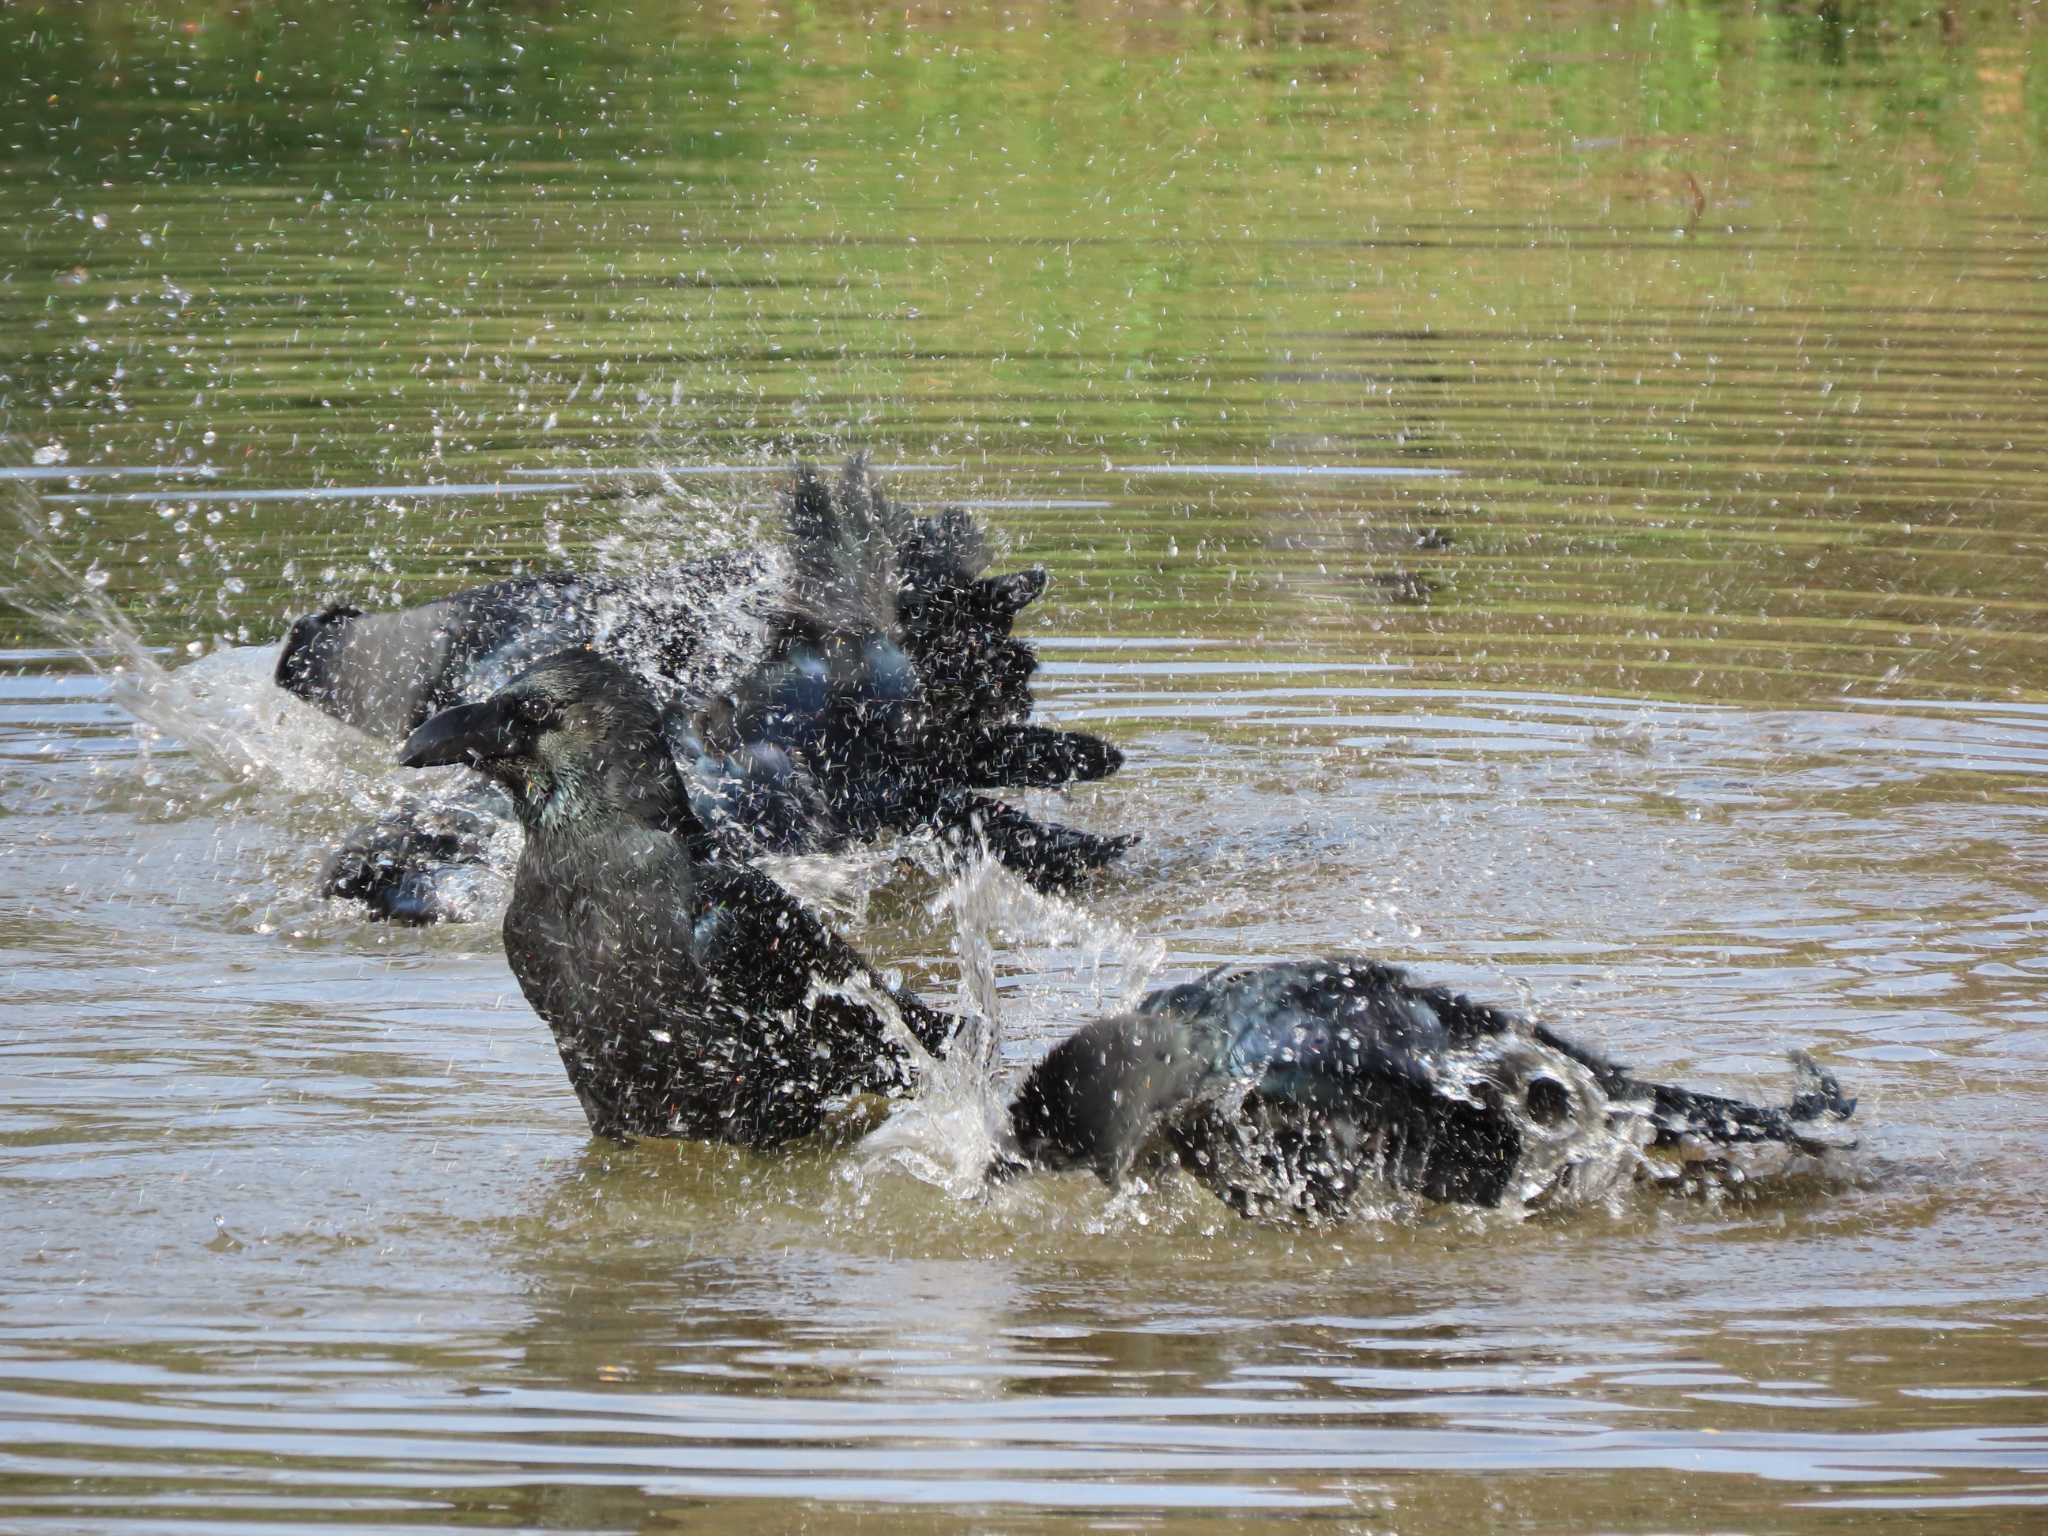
1, 1, 2044, 705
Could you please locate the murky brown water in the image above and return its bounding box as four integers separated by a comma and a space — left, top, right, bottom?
4, 2, 2047, 1530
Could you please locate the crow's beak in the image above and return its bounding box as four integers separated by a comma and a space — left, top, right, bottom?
398, 698, 521, 769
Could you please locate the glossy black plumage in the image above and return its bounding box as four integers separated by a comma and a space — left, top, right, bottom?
1002, 957, 1856, 1216
282, 459, 1132, 922
400, 650, 957, 1145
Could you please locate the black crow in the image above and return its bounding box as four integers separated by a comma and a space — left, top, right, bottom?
399, 649, 958, 1146
1001, 957, 1856, 1217
283, 458, 1132, 922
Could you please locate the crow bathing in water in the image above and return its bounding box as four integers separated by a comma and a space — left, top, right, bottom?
1000, 957, 1857, 1216
400, 652, 1855, 1196
399, 649, 959, 1145
281, 459, 1131, 922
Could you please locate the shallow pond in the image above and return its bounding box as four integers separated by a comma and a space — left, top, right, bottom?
3, 3, 2046, 1530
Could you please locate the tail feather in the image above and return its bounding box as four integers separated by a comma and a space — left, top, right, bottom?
1787, 1048, 1859, 1123
1632, 1050, 1858, 1154
1534, 1024, 1860, 1153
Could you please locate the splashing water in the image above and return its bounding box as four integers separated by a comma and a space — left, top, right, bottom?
5, 479, 374, 801
852, 856, 1167, 1204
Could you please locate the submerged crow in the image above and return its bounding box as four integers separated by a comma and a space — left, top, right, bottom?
399, 649, 958, 1145
1001, 957, 1856, 1217
282, 458, 1132, 922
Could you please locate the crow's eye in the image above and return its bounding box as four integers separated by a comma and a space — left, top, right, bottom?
514, 694, 559, 728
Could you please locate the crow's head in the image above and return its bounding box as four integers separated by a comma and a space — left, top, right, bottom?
398, 650, 697, 839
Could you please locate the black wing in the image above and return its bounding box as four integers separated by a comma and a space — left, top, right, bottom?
691, 862, 960, 1064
